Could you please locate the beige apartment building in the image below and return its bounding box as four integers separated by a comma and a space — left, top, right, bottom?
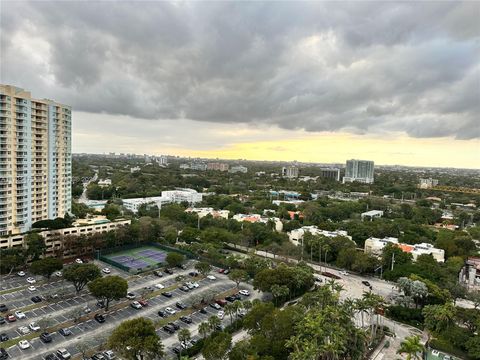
0, 85, 72, 237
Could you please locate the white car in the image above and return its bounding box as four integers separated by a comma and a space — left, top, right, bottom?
103, 350, 116, 359
17, 271, 26, 277
340, 271, 349, 276
29, 322, 40, 331
192, 282, 199, 288
57, 348, 72, 359
14, 310, 26, 319
83, 307, 91, 314
154, 283, 165, 289
54, 271, 62, 277
18, 326, 30, 335
131, 301, 142, 309
126, 292, 136, 300
207, 275, 216, 281
75, 258, 83, 264
217, 310, 225, 320
18, 340, 30, 350
165, 307, 176, 315
102, 267, 111, 274
26, 277, 36, 284
28, 285, 36, 291
239, 289, 250, 296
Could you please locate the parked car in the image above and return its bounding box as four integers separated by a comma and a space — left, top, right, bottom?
0, 305, 7, 313
223, 269, 230, 275
58, 328, 72, 337
17, 271, 26, 277
102, 268, 111, 274
153, 270, 163, 277
218, 269, 225, 274
96, 300, 105, 308
103, 350, 116, 360
162, 325, 175, 334
210, 303, 221, 310
0, 348, 8, 359
225, 295, 236, 302
144, 286, 154, 292
28, 286, 36, 291
94, 314, 106, 323
26, 277, 36, 284
54, 271, 62, 277
0, 318, 4, 325
207, 275, 216, 280
239, 289, 250, 296
179, 285, 189, 292
180, 316, 192, 324
362, 280, 371, 287
0, 334, 8, 342
138, 299, 148, 307
14, 311, 26, 319
172, 346, 181, 354
176, 302, 187, 310
92, 353, 106, 360
18, 326, 30, 335
164, 268, 174, 275
56, 348, 72, 359
165, 307, 176, 315
215, 299, 227, 307
18, 340, 30, 350
45, 354, 59, 360
28, 322, 40, 331
75, 258, 83, 264
168, 322, 180, 330
154, 283, 164, 289
217, 311, 225, 320
200, 307, 208, 314
157, 310, 166, 317
131, 301, 142, 310
31, 296, 42, 303
126, 292, 136, 300
40, 332, 52, 343
161, 291, 173, 298
188, 271, 199, 277
6, 315, 16, 322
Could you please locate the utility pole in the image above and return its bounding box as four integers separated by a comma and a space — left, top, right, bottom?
391, 252, 395, 271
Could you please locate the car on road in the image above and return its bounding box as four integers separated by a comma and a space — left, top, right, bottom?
56, 348, 72, 359
168, 322, 180, 330
153, 270, 163, 277
154, 283, 164, 289
26, 277, 36, 284
94, 314, 106, 323
17, 271, 26, 277
0, 348, 8, 359
162, 325, 175, 334
54, 271, 62, 277
0, 334, 8, 342
207, 275, 216, 280
14, 311, 26, 319
138, 299, 148, 307
102, 268, 111, 274
217, 311, 225, 320
157, 310, 166, 317
28, 285, 36, 291
75, 258, 83, 264
161, 291, 173, 298
28, 322, 40, 331
0, 305, 7, 313
18, 340, 30, 350
340, 271, 349, 276
176, 302, 187, 310
165, 307, 176, 315
58, 328, 72, 337
6, 315, 15, 322
179, 285, 189, 292
103, 350, 116, 360
131, 301, 142, 309
19, 326, 30, 335
31, 295, 42, 303
210, 303, 221, 310
362, 280, 371, 287
164, 268, 174, 275
126, 292, 136, 300
239, 289, 250, 296
40, 332, 52, 343
180, 316, 192, 324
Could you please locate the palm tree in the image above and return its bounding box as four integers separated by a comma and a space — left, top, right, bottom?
271, 284, 290, 306
362, 292, 384, 344
198, 322, 210, 339
397, 335, 424, 360
177, 328, 191, 357
208, 315, 221, 332
232, 300, 243, 319
224, 303, 236, 324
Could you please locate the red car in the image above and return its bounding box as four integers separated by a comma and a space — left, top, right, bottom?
218, 269, 225, 274
138, 299, 148, 307
6, 314, 16, 322
215, 299, 227, 307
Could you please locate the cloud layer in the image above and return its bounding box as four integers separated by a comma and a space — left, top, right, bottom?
1, 1, 479, 139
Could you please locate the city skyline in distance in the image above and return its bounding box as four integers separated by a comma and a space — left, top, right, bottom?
2, 1, 479, 169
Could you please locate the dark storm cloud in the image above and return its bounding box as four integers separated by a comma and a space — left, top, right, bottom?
1, 1, 479, 139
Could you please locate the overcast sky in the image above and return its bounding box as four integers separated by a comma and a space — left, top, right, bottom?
1, 1, 479, 168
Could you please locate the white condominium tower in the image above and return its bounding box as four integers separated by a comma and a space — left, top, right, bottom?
0, 85, 72, 236
343, 159, 375, 184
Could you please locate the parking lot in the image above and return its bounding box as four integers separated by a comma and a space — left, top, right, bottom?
1, 261, 254, 359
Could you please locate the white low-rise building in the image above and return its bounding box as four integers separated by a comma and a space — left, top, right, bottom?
229, 165, 248, 174
361, 210, 384, 220
185, 208, 229, 219
364, 237, 445, 262
130, 166, 141, 173
98, 179, 112, 187
288, 226, 353, 246
232, 214, 283, 232
123, 189, 203, 213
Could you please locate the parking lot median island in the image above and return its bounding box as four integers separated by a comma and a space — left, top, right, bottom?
0, 285, 29, 296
